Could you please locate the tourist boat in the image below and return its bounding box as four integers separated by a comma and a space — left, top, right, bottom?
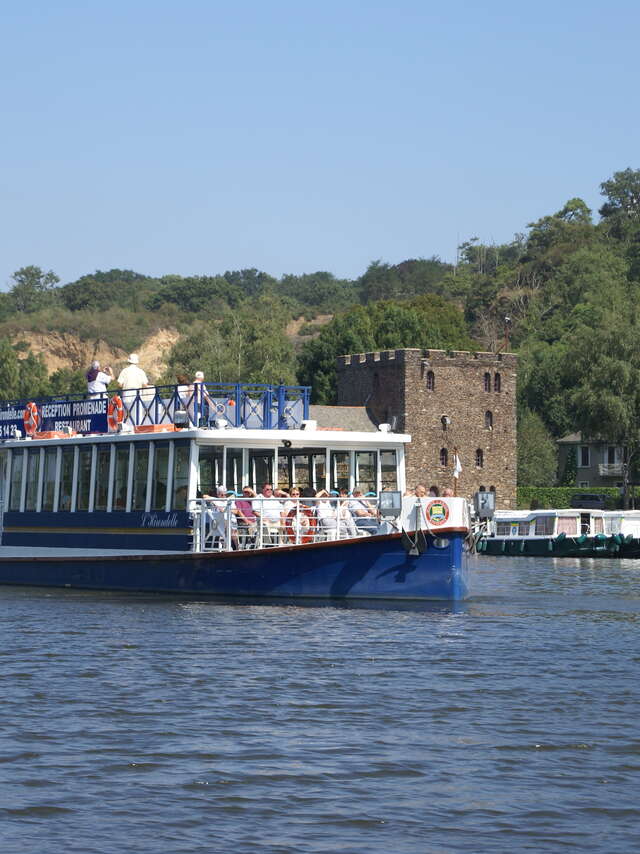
478, 507, 640, 557
0, 382, 470, 600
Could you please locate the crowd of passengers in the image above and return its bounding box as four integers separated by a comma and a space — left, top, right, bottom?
198, 482, 456, 548
199, 484, 380, 547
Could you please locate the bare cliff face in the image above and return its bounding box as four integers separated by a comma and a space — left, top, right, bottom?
14, 328, 180, 381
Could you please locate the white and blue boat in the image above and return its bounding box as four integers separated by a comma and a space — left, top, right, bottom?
0, 381, 470, 601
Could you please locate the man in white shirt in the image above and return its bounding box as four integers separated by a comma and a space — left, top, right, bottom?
117, 354, 150, 423
254, 483, 284, 545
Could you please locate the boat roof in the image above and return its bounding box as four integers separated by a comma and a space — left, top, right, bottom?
0, 424, 410, 448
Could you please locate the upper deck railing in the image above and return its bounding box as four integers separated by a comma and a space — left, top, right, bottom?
0, 382, 311, 440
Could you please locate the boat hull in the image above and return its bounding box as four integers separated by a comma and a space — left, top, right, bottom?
479, 534, 623, 558
0, 532, 469, 601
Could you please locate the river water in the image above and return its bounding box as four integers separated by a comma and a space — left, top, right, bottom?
1, 556, 639, 853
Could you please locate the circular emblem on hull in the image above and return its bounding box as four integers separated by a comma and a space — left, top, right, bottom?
426, 499, 450, 526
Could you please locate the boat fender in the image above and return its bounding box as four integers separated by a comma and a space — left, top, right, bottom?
284, 507, 317, 544
108, 395, 125, 430
23, 401, 39, 436
519, 540, 526, 553
554, 532, 567, 543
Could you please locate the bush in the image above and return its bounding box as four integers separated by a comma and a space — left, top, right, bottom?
516, 486, 636, 510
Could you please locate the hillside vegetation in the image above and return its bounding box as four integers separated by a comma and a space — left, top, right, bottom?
4, 167, 640, 486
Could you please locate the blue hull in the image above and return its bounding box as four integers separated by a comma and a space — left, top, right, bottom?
0, 533, 469, 601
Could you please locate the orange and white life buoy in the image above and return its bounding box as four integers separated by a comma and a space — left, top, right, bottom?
23, 402, 39, 436
285, 507, 317, 544
107, 395, 125, 430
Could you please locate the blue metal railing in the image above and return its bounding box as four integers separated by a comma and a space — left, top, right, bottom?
0, 382, 311, 436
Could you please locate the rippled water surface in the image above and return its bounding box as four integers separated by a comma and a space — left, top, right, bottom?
2, 556, 640, 853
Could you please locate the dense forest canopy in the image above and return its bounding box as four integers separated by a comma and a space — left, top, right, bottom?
4, 168, 640, 486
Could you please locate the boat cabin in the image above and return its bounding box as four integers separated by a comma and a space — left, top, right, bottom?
0, 382, 409, 551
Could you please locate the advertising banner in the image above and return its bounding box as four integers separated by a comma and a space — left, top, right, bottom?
0, 398, 109, 439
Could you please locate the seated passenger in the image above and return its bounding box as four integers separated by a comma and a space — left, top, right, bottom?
348, 489, 378, 533
336, 491, 358, 538
236, 486, 258, 547
315, 489, 338, 540
254, 483, 285, 545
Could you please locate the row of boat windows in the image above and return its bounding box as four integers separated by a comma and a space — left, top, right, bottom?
0, 442, 400, 514
0, 441, 191, 514
198, 446, 398, 495
495, 516, 607, 537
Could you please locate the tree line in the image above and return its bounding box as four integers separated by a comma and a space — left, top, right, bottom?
4, 168, 640, 487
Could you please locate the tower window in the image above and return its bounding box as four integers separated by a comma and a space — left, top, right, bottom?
483, 372, 491, 392
485, 411, 493, 430
426, 370, 435, 391
475, 449, 484, 467
439, 448, 448, 466
494, 372, 501, 392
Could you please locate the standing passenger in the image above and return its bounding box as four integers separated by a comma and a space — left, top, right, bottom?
117, 354, 150, 422
86, 361, 114, 399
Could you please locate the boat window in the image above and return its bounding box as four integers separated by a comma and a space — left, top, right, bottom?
94, 445, 111, 512
355, 451, 377, 494
113, 444, 130, 510
58, 447, 74, 511
76, 446, 93, 511
198, 445, 223, 496
557, 516, 578, 536
132, 443, 149, 511
25, 449, 41, 511
225, 448, 243, 493
593, 516, 604, 534
330, 451, 350, 492
9, 450, 24, 511
534, 516, 554, 536
151, 442, 170, 511
172, 442, 190, 509
42, 447, 57, 512
277, 449, 326, 491
495, 522, 511, 536
380, 450, 397, 491
249, 450, 274, 490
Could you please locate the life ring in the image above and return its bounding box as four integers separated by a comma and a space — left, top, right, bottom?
107, 395, 125, 430
285, 507, 317, 544
23, 402, 39, 436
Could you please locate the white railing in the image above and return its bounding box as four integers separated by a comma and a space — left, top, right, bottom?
189, 495, 382, 553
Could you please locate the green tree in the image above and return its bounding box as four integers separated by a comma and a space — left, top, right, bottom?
10, 266, 59, 313
298, 295, 474, 403
560, 446, 577, 486
18, 352, 50, 399
166, 295, 296, 385
0, 338, 20, 398
517, 408, 558, 486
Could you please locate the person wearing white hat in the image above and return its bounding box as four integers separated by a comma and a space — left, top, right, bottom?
117, 354, 150, 421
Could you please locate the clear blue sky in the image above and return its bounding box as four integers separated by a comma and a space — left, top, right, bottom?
1, 0, 639, 288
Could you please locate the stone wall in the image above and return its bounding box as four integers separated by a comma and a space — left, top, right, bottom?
337, 348, 518, 508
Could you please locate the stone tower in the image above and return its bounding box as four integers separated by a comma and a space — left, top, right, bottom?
336, 348, 517, 508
